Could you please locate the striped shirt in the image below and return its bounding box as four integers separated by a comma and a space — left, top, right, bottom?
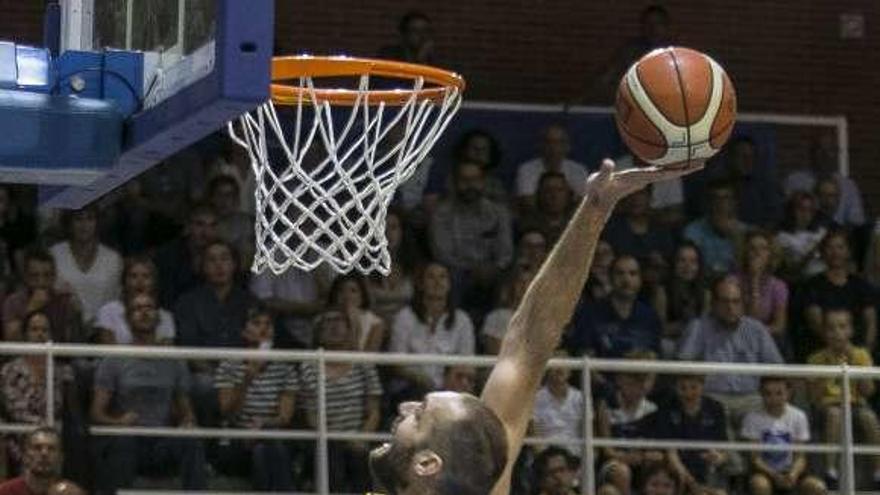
214, 361, 299, 427
678, 315, 783, 394
298, 363, 383, 431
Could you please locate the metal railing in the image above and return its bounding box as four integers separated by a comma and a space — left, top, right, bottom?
0, 342, 871, 494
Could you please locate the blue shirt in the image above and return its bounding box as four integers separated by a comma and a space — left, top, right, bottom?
568, 298, 661, 358
683, 217, 749, 275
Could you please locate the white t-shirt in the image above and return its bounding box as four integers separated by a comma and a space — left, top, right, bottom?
481, 308, 513, 341
515, 158, 589, 197
390, 306, 475, 388
357, 309, 383, 350
608, 398, 657, 426
50, 242, 123, 324
740, 404, 810, 472
533, 385, 585, 456
96, 300, 176, 344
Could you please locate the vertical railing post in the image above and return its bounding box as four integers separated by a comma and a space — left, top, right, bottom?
582, 356, 594, 495
841, 364, 856, 494
45, 342, 55, 427
316, 349, 329, 494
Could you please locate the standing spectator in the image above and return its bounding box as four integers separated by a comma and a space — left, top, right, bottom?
775, 191, 827, 282
214, 306, 296, 491
664, 242, 710, 358
683, 180, 750, 276
649, 374, 729, 495
377, 11, 435, 64
91, 292, 207, 493
531, 447, 579, 495
299, 310, 383, 493
568, 255, 662, 359
722, 137, 782, 228
800, 229, 877, 350
807, 309, 880, 489
0, 428, 66, 495
481, 268, 535, 355
677, 276, 783, 427
153, 203, 217, 308
740, 376, 825, 495
95, 256, 175, 345
367, 208, 417, 328
3, 248, 81, 343
519, 172, 576, 248
603, 185, 675, 261
206, 174, 254, 266
327, 274, 385, 351
1, 312, 76, 473
250, 266, 324, 349
532, 351, 584, 457
515, 125, 589, 210
389, 261, 475, 397
430, 160, 514, 319
735, 231, 789, 353
50, 207, 123, 324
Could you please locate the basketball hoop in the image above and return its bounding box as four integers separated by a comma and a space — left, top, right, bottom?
228, 55, 465, 275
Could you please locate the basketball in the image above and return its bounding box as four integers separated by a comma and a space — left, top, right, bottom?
614, 46, 737, 167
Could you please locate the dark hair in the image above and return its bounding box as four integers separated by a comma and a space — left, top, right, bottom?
22, 310, 51, 339
23, 247, 55, 268
207, 174, 241, 198
640, 4, 670, 23
60, 206, 98, 240
536, 171, 569, 192
453, 129, 502, 170
533, 446, 578, 483
199, 239, 240, 275
637, 462, 680, 494
427, 394, 508, 495
819, 228, 850, 255
121, 255, 159, 300
383, 207, 419, 275
328, 273, 372, 310
398, 10, 429, 34
412, 261, 456, 330
780, 191, 820, 232
759, 375, 789, 389
26, 425, 61, 448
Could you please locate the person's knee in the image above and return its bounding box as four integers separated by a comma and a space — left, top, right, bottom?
749, 473, 773, 495
799, 476, 828, 495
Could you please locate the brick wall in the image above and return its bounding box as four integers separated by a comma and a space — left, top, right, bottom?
2, 1, 878, 212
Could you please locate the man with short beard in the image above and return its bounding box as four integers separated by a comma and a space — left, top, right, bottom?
0, 428, 65, 495
368, 158, 704, 495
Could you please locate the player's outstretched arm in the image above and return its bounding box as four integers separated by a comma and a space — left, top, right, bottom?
481, 158, 703, 493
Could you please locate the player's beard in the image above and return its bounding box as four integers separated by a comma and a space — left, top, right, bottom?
369, 440, 416, 494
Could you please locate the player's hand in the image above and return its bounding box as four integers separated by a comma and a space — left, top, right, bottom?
584, 158, 704, 211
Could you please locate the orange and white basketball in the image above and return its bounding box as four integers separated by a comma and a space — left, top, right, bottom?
614, 46, 737, 167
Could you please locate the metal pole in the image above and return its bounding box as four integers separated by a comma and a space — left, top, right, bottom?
45, 342, 55, 427
316, 348, 329, 495
841, 364, 856, 494
582, 356, 595, 495
837, 117, 850, 177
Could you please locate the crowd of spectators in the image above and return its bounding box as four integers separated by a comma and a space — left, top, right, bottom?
0, 6, 878, 495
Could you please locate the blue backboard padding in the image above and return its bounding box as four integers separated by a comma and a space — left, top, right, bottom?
55, 49, 144, 117
0, 89, 121, 184
39, 0, 273, 208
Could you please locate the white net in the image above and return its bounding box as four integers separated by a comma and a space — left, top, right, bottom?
228, 73, 463, 275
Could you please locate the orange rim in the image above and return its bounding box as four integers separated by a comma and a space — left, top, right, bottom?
270, 55, 466, 106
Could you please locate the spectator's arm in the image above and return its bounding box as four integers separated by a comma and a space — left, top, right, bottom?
363, 319, 385, 353
750, 450, 781, 478
863, 305, 877, 351
362, 395, 381, 433
789, 450, 808, 480
174, 391, 197, 427
90, 388, 137, 426
273, 390, 295, 428
767, 299, 788, 338
667, 449, 697, 489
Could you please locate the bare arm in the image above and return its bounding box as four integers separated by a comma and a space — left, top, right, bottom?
362, 395, 382, 432
482, 160, 704, 493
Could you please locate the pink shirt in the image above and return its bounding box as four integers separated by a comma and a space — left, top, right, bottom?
736, 273, 789, 325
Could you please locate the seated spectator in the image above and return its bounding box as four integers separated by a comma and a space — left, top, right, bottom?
532, 350, 583, 457
327, 274, 384, 352
423, 129, 508, 209
214, 305, 296, 491
722, 136, 782, 228
0, 428, 67, 495
583, 240, 615, 303
603, 185, 675, 261
482, 268, 535, 355
1, 312, 76, 473
430, 160, 514, 319
514, 229, 549, 273
441, 365, 477, 394
95, 256, 175, 345
807, 309, 880, 489
568, 255, 662, 359
735, 231, 789, 354
597, 359, 660, 495
91, 292, 207, 493
640, 252, 670, 331
154, 203, 217, 308
389, 261, 475, 398
367, 209, 417, 327
3, 248, 82, 343
299, 310, 383, 493
49, 206, 123, 325
377, 11, 435, 64
800, 229, 877, 351
515, 125, 589, 211
740, 376, 825, 495
615, 154, 685, 229
650, 374, 729, 495
206, 174, 254, 266
683, 180, 750, 276
678, 276, 783, 427
531, 446, 579, 495
637, 463, 684, 495
519, 171, 576, 248
775, 191, 827, 283
813, 177, 848, 229
664, 242, 709, 358
250, 265, 324, 349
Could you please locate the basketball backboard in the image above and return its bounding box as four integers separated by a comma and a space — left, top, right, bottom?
33, 0, 273, 208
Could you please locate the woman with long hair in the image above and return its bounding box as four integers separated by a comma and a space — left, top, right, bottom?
367, 208, 418, 326
736, 230, 789, 350
663, 242, 710, 358
327, 273, 385, 352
